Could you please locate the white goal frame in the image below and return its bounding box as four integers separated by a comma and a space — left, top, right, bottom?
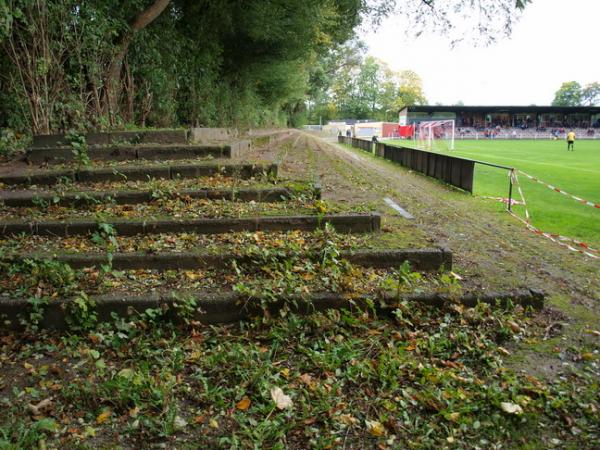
417, 120, 455, 150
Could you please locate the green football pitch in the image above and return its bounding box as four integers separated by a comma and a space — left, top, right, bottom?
391, 139, 600, 249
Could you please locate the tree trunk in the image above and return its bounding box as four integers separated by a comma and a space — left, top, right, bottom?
124, 59, 135, 123
105, 0, 171, 125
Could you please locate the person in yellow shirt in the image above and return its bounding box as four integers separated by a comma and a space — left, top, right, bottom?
566, 130, 576, 151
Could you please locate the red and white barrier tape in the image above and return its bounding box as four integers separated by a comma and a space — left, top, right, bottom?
518, 170, 600, 209
511, 171, 530, 221
509, 170, 599, 259
483, 196, 524, 206
509, 210, 599, 259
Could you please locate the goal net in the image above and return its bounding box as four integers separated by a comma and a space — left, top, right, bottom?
417, 120, 455, 151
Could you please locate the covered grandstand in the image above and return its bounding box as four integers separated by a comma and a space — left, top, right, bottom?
399, 105, 600, 139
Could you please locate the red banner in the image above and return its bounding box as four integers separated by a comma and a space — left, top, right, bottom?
398, 125, 414, 138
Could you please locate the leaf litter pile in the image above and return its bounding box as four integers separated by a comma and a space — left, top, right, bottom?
0, 230, 366, 256
0, 174, 265, 193
28, 156, 257, 171
0, 226, 461, 300
0, 302, 597, 448
0, 197, 319, 221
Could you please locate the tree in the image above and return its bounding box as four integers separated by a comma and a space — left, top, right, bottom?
395, 70, 427, 107
355, 57, 382, 115
1, 0, 172, 132
1, 0, 367, 132
306, 39, 365, 122
372, 0, 532, 46
105, 0, 172, 124
552, 82, 582, 106
378, 68, 427, 115
323, 55, 427, 120
0, 0, 531, 132
550, 80, 600, 107
582, 82, 600, 106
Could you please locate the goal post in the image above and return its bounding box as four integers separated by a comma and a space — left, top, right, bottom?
417, 120, 455, 151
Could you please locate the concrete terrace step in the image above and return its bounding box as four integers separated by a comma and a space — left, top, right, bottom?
0, 162, 277, 187
0, 288, 545, 330
1, 247, 451, 272
0, 213, 381, 237
0, 186, 299, 207
32, 129, 188, 147
27, 141, 251, 164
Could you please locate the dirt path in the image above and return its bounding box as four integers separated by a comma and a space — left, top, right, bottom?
306, 132, 597, 290
258, 129, 598, 376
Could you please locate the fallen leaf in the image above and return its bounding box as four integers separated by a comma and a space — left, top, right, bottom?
236, 397, 251, 411
118, 368, 134, 379
500, 402, 523, 415
507, 321, 522, 333
270, 387, 293, 410
96, 410, 111, 424
185, 271, 199, 281
339, 414, 359, 426
451, 304, 464, 315
498, 346, 511, 356
365, 419, 386, 437
27, 398, 53, 416
174, 415, 187, 429
209, 418, 219, 429
299, 373, 314, 387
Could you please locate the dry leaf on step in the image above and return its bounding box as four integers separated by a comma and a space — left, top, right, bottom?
270, 387, 293, 410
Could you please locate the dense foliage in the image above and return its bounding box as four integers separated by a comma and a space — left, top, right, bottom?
0, 0, 531, 133
552, 81, 600, 107
307, 46, 427, 122
0, 0, 363, 133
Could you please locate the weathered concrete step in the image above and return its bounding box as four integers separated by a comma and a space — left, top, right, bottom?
2, 247, 451, 272
0, 162, 277, 187
0, 288, 545, 330
190, 127, 236, 143
0, 213, 381, 237
32, 129, 188, 148
0, 186, 296, 207
27, 141, 251, 164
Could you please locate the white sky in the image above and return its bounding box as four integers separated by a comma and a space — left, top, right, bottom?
361, 0, 599, 106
